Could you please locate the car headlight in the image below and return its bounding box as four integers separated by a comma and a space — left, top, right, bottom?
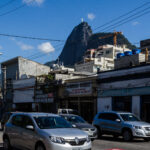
133, 125, 142, 130
49, 136, 65, 144
86, 136, 91, 142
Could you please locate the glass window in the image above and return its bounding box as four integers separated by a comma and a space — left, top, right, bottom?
98, 113, 109, 120
109, 114, 119, 121
12, 115, 24, 127
62, 110, 67, 114
80, 82, 91, 88
98, 113, 119, 121
120, 114, 140, 122
68, 116, 86, 123
67, 84, 79, 88
23, 116, 34, 128
34, 116, 72, 129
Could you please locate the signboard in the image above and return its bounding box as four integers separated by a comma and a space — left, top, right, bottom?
66, 87, 92, 96
35, 92, 54, 103
35, 98, 53, 103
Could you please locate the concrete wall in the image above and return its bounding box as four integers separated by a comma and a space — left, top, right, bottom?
13, 78, 35, 103
97, 97, 112, 112
115, 54, 145, 69
99, 64, 150, 79
99, 78, 150, 90
19, 57, 50, 78
75, 61, 94, 73
132, 96, 141, 117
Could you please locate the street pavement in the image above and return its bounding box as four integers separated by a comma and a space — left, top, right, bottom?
0, 130, 150, 150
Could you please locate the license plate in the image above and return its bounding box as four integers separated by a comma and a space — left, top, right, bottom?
72, 148, 82, 150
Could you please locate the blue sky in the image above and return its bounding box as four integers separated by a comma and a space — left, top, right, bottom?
0, 0, 150, 64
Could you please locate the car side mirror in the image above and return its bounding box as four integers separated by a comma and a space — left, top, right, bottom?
72, 124, 76, 128
115, 119, 121, 123
26, 125, 34, 130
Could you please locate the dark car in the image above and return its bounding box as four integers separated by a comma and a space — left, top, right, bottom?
0, 112, 13, 130
60, 114, 97, 140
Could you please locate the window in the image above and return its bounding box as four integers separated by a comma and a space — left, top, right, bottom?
98, 113, 119, 121
23, 116, 34, 128
80, 82, 91, 88
120, 114, 140, 122
67, 84, 79, 89
34, 116, 72, 129
109, 114, 119, 121
62, 110, 67, 114
68, 116, 86, 124
98, 113, 109, 120
12, 115, 24, 127
106, 50, 110, 54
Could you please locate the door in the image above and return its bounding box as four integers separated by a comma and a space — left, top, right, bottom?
9, 115, 25, 149
99, 113, 122, 134
21, 116, 37, 150
106, 113, 122, 133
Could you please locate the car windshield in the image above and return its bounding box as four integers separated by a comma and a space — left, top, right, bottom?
68, 110, 78, 115
120, 114, 140, 122
68, 116, 86, 123
34, 116, 72, 129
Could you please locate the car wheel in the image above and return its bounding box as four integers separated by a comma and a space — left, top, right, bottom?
122, 130, 133, 141
1, 124, 4, 131
36, 143, 46, 150
3, 137, 11, 150
96, 126, 102, 139
113, 134, 119, 139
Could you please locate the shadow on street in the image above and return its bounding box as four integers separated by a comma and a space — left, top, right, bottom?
99, 135, 148, 143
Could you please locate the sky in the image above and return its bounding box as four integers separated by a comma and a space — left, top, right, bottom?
0, 0, 150, 65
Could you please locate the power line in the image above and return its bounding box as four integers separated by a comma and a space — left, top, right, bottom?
0, 33, 65, 42
101, 5, 150, 32
0, 0, 15, 9
104, 9, 150, 32
94, 1, 150, 31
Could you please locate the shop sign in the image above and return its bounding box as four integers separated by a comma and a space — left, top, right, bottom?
66, 87, 92, 96
35, 98, 53, 103
35, 93, 54, 103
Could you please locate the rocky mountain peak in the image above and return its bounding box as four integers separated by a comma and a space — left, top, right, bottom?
59, 22, 92, 66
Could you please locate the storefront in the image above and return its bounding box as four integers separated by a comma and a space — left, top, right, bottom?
60, 77, 97, 123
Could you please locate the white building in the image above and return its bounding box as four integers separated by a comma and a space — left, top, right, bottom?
75, 45, 131, 73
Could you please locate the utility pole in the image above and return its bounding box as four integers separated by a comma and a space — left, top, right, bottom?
2, 66, 7, 103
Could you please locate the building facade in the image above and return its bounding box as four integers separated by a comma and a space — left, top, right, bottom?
59, 76, 98, 122
75, 45, 131, 73
1, 56, 51, 111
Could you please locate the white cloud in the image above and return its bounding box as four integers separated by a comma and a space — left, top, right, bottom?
17, 41, 34, 50
87, 13, 95, 21
132, 21, 139, 26
23, 0, 45, 6
11, 38, 34, 50
38, 42, 55, 53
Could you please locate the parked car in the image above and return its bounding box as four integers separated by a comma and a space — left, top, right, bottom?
93, 111, 150, 141
58, 109, 78, 115
0, 112, 13, 130
60, 114, 97, 140
3, 112, 91, 150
